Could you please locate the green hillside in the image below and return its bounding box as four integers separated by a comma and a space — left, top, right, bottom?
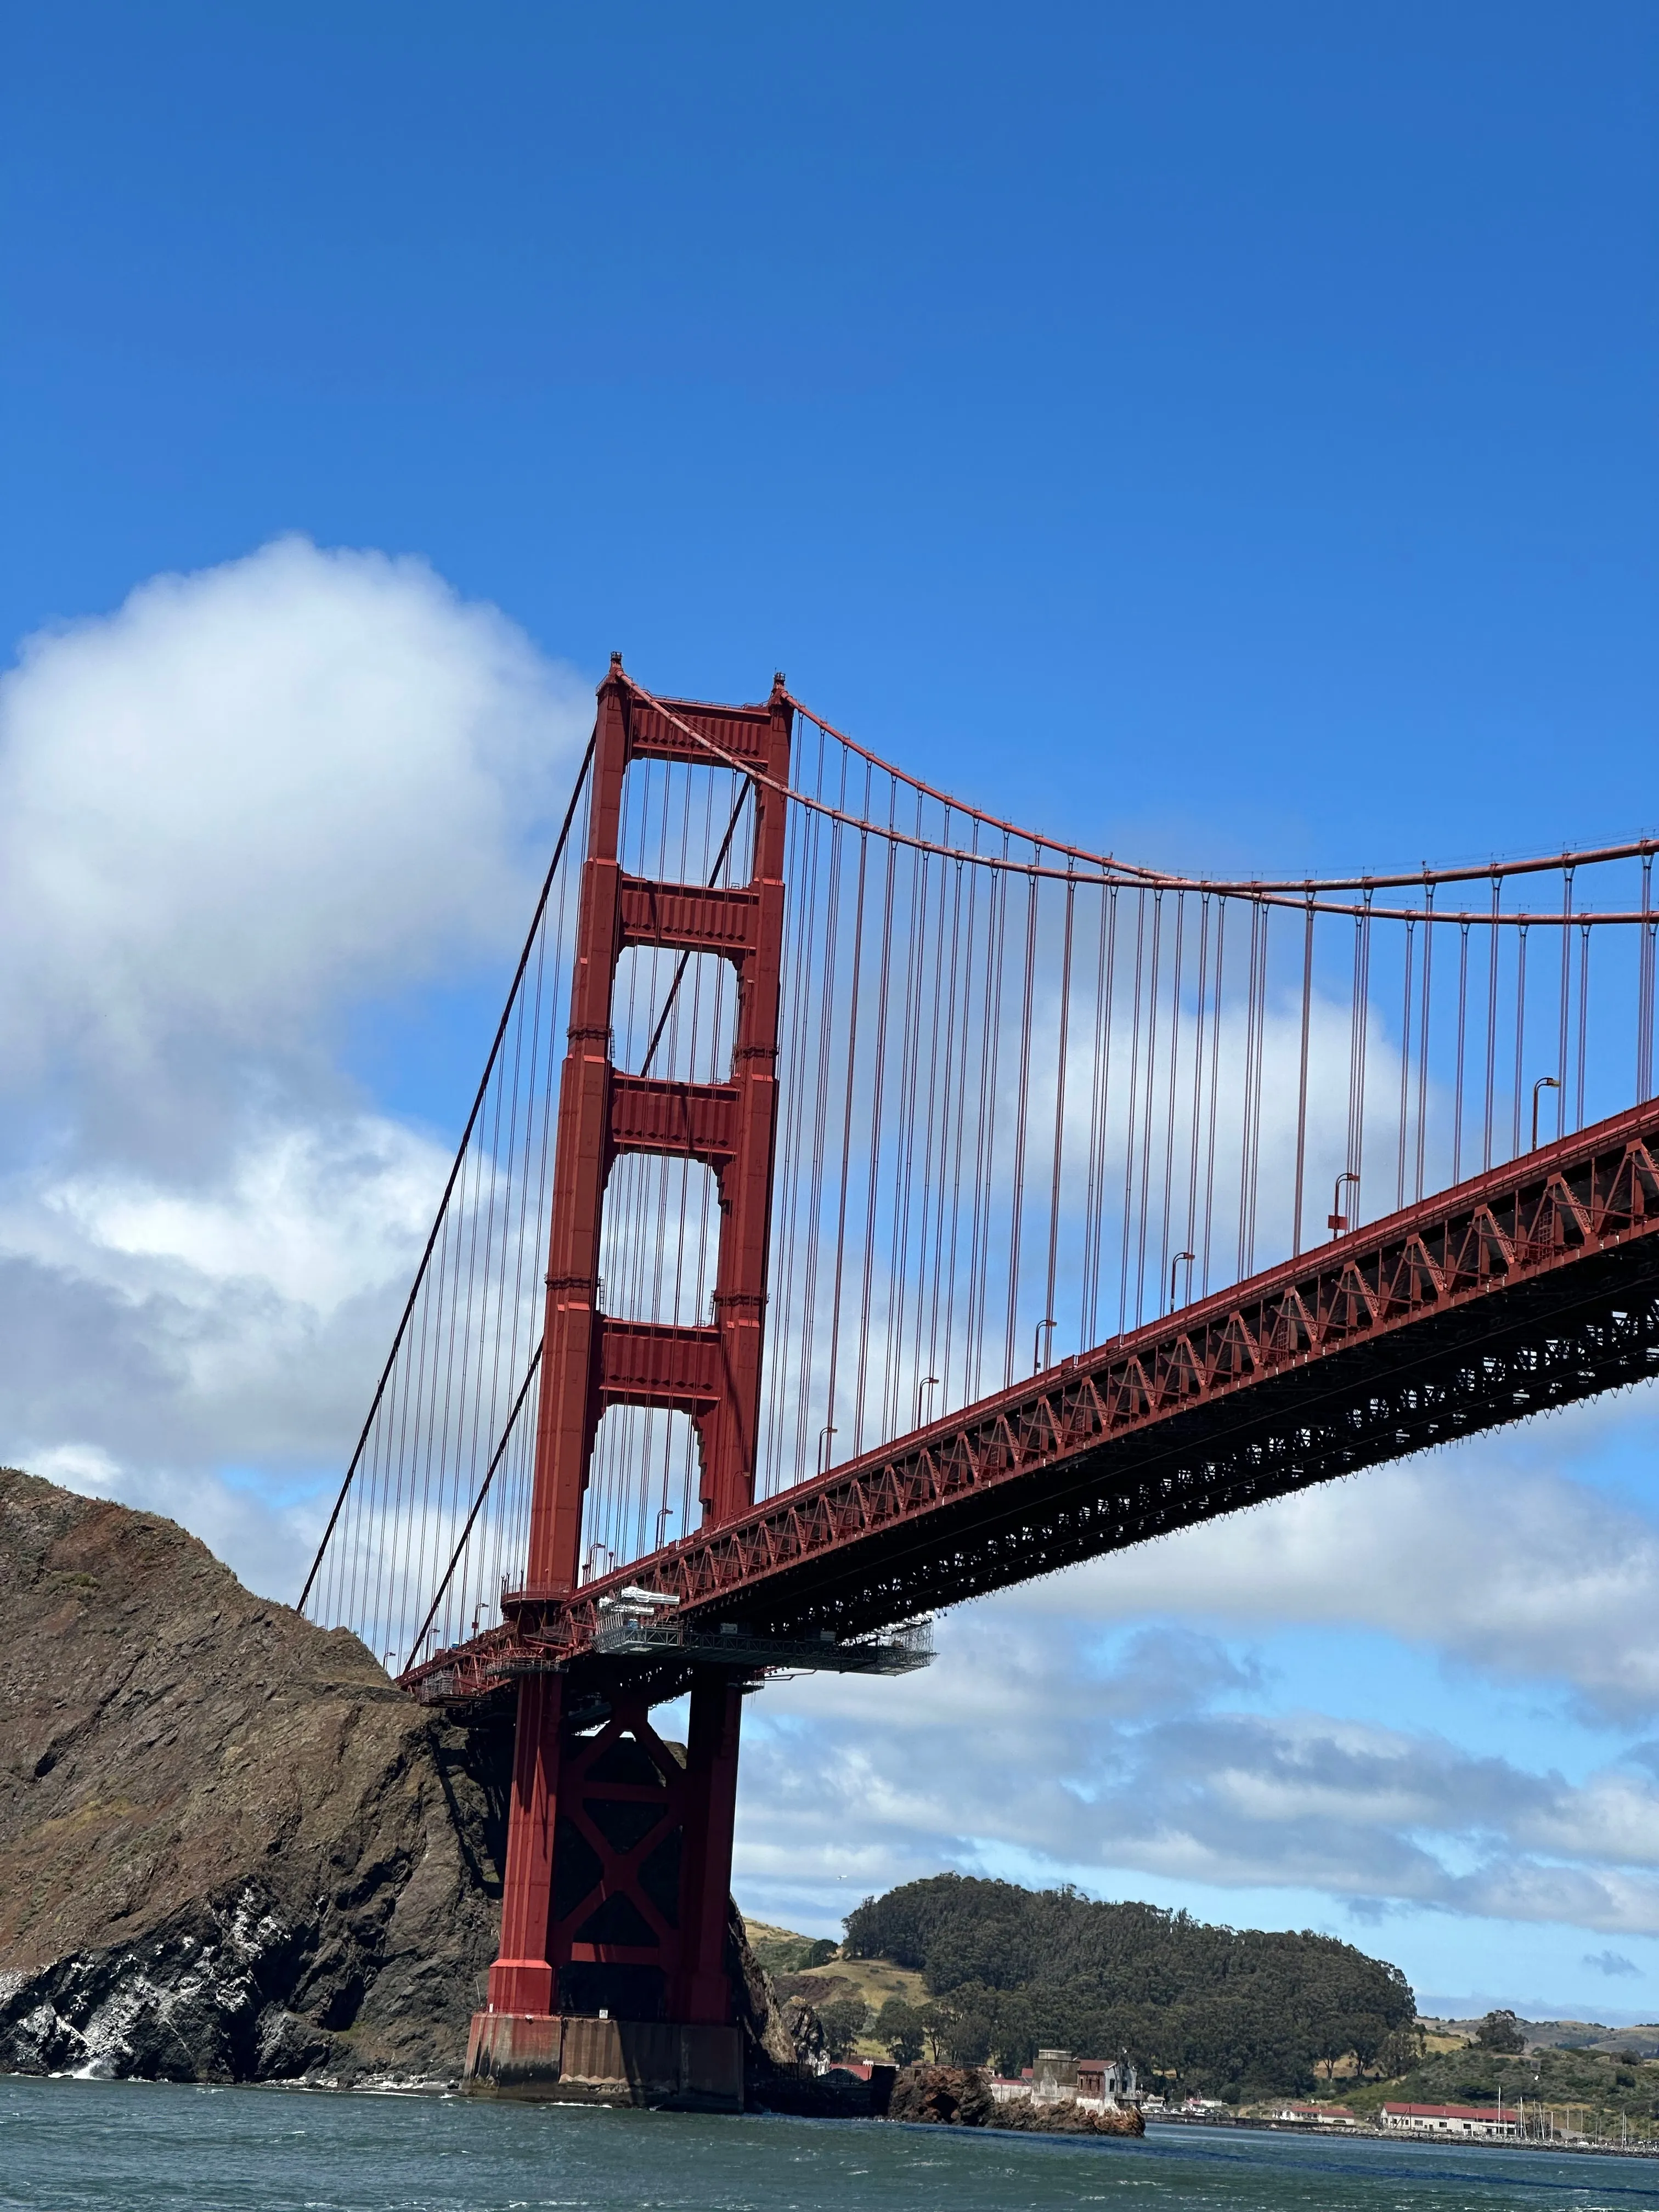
1338, 2026, 1659, 2139
843, 1875, 1417, 2097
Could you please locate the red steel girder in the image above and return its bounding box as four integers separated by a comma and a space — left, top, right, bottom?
608, 1073, 739, 1173
408, 1097, 1659, 1709
618, 876, 760, 961
596, 1318, 725, 1417
627, 697, 776, 770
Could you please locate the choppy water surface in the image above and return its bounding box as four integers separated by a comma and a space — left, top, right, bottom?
3, 2077, 1658, 2212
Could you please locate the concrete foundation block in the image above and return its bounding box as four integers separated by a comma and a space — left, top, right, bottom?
462, 2011, 744, 2112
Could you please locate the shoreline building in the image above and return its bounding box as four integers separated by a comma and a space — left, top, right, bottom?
1382, 2102, 1519, 2140
989, 2050, 1140, 2113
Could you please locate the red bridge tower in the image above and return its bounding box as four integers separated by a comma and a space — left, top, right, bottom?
464, 662, 791, 2107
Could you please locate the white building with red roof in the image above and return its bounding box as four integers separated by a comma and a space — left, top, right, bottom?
1383, 2102, 1518, 2138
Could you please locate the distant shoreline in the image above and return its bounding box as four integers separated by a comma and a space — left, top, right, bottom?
1146, 2113, 1659, 2160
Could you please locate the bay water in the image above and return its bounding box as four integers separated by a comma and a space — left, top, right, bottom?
3, 2075, 1658, 2212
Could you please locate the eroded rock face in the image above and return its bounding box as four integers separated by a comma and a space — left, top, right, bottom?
888, 2064, 996, 2126
0, 1469, 794, 2090
0, 1469, 512, 2084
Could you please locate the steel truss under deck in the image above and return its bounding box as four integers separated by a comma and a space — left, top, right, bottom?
407, 1096, 1659, 1714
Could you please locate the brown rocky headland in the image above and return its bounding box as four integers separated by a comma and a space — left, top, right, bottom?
0, 1468, 794, 2090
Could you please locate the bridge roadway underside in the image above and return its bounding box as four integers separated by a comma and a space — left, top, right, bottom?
411, 1105, 1659, 1717
758, 1236, 1659, 1632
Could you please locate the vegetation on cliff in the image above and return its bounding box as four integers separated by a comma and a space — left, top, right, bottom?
844, 1874, 1417, 2096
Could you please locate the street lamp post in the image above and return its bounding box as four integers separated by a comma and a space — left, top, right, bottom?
1531, 1073, 1560, 1151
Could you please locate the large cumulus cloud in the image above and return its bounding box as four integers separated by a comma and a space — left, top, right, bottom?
0, 538, 590, 1585
736, 1609, 1659, 1945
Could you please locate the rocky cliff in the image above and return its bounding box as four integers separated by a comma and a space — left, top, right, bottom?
0, 1469, 793, 2088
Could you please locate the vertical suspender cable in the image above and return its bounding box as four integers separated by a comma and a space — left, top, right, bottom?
1396, 918, 1414, 1211
1156, 893, 1185, 1311
1118, 895, 1147, 1334
1453, 920, 1470, 1185
1292, 896, 1314, 1256
1184, 895, 1210, 1278
820, 831, 870, 1471
1414, 886, 1435, 1202
1082, 885, 1118, 1346
1483, 877, 1502, 1172
1640, 853, 1656, 1103
1043, 878, 1077, 1354
1134, 891, 1164, 1326
1244, 904, 1270, 1271
969, 865, 1009, 1397
1004, 873, 1041, 1380
1201, 899, 1226, 1296
939, 857, 977, 1404
912, 837, 956, 1397
1576, 921, 1592, 1130
851, 836, 899, 1454
1511, 922, 1530, 1162
1558, 867, 1574, 1142
1237, 901, 1262, 1284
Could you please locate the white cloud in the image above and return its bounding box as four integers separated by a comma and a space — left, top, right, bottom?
0, 539, 592, 1586
22, 1116, 443, 1313
735, 1612, 1659, 1941
0, 535, 588, 1157
1009, 1403, 1659, 1724
0, 1112, 447, 1472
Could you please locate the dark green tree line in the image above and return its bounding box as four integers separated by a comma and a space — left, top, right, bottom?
846, 1875, 1415, 2096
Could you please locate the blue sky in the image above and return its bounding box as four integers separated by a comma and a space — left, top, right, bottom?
4, 1, 1658, 2023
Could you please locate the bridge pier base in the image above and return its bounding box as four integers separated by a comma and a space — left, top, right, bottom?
462, 2012, 744, 2110
464, 1672, 749, 2110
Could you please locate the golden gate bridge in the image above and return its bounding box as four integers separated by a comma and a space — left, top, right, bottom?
298, 661, 1659, 2106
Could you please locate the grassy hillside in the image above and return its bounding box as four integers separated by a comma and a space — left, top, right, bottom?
738, 1917, 928, 2061
740, 1920, 840, 1977
1326, 2030, 1659, 2140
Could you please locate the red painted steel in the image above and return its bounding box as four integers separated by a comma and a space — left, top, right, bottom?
607, 1073, 740, 1170
673, 1676, 745, 2023
417, 1097, 1659, 1710
482, 663, 792, 2033
489, 1672, 563, 2015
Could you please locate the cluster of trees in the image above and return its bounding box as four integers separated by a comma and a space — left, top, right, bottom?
808, 1995, 871, 2059
843, 1875, 1416, 2096
1475, 2008, 1525, 2054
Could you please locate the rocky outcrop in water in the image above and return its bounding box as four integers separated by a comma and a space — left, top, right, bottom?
994, 2095, 1146, 2136
888, 2064, 996, 2125
888, 2064, 1145, 2135
0, 1469, 794, 2089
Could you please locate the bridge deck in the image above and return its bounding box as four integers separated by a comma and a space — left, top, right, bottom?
405, 1098, 1659, 1713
